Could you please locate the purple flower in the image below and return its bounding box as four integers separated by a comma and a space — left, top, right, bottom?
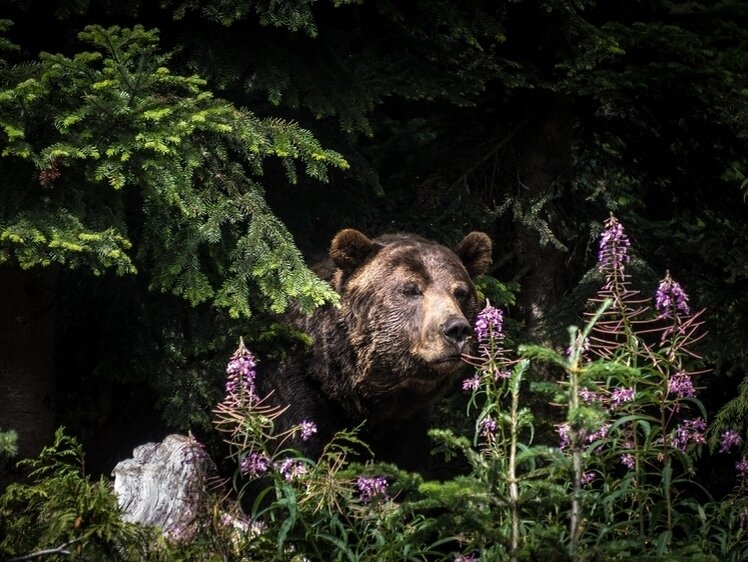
225, 345, 258, 399
474, 304, 504, 343
495, 368, 511, 380
558, 421, 609, 451
581, 471, 596, 485
655, 272, 691, 320
462, 374, 481, 392
579, 387, 599, 403
479, 416, 497, 438
740, 509, 748, 529
226, 354, 257, 379
356, 476, 388, 503
455, 555, 478, 562
719, 430, 743, 454
671, 418, 707, 452
276, 458, 308, 481
621, 453, 636, 470
241, 452, 270, 477
181, 435, 207, 465
667, 373, 696, 399
567, 336, 591, 359
166, 522, 194, 542
586, 423, 610, 444
220, 512, 265, 536
298, 420, 318, 442
598, 215, 630, 276
610, 387, 635, 408
736, 458, 748, 476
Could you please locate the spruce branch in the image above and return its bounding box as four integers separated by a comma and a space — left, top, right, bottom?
0, 24, 345, 317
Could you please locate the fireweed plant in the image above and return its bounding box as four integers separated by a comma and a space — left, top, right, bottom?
212, 338, 443, 561
510, 215, 747, 560
436, 215, 748, 560
212, 216, 748, 561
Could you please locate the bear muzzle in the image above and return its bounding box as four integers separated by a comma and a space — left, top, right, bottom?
411, 313, 474, 371
440, 315, 473, 356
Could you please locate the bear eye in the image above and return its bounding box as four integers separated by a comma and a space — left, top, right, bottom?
402, 283, 422, 297
453, 286, 469, 301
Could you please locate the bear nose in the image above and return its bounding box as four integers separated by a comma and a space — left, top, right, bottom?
441, 316, 472, 351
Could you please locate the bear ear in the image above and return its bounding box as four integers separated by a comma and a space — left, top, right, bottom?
454, 232, 493, 278
330, 229, 382, 274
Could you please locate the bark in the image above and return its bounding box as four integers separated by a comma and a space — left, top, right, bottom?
0, 265, 58, 485
112, 434, 212, 540
513, 105, 574, 342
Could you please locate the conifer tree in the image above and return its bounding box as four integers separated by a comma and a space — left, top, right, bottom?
0, 23, 346, 462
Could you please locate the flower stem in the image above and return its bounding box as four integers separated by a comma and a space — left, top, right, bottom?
569, 362, 582, 558
508, 363, 523, 562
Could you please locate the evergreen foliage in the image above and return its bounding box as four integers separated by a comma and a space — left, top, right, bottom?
0, 429, 17, 458
0, 23, 345, 317
167, 0, 362, 37
0, 428, 151, 560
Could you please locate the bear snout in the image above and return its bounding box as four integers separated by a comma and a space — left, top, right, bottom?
441, 315, 473, 353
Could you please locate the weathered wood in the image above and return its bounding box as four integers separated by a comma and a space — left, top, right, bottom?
112, 433, 211, 540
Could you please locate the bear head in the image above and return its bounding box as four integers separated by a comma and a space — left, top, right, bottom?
328, 229, 492, 422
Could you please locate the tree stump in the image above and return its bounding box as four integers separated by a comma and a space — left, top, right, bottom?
112, 433, 211, 540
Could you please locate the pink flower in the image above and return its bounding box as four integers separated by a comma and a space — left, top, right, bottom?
241, 453, 270, 477
480, 416, 497, 438
598, 215, 630, 276
667, 373, 696, 399
356, 476, 388, 503
655, 272, 690, 319
621, 454, 636, 469
579, 387, 599, 403
276, 458, 307, 481
671, 418, 707, 452
462, 374, 481, 392
225, 341, 258, 400
474, 305, 504, 343
581, 471, 596, 485
586, 423, 610, 444
719, 430, 743, 454
298, 420, 317, 441
610, 387, 635, 408
494, 369, 511, 380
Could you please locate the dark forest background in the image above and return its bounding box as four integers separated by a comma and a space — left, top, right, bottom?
1, 0, 747, 492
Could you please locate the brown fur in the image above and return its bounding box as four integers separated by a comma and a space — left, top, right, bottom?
256, 229, 492, 470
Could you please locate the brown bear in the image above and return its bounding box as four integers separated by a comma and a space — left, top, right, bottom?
256, 228, 492, 472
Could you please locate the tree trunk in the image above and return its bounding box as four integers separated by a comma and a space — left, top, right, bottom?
514, 105, 574, 342
0, 265, 58, 485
